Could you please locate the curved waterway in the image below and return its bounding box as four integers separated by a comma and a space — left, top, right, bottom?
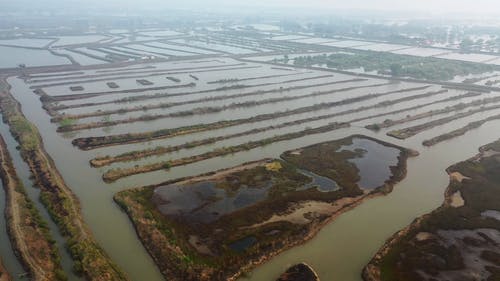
0, 121, 82, 281
7, 77, 164, 281
6, 74, 500, 281
0, 182, 24, 280
241, 122, 500, 281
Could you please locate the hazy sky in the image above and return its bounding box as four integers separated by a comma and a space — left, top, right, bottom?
223, 0, 498, 14
2, 0, 499, 15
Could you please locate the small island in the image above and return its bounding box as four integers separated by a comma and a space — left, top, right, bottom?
363, 139, 500, 281
276, 263, 319, 281
114, 135, 415, 280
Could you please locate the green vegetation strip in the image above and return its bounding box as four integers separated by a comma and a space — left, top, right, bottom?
0, 135, 66, 281
0, 86, 128, 281
349, 92, 482, 124
367, 94, 500, 130
423, 113, 500, 146
291, 51, 498, 81
206, 72, 310, 84
387, 103, 500, 139
102, 122, 350, 182
91, 86, 439, 167
72, 85, 428, 150
57, 80, 385, 131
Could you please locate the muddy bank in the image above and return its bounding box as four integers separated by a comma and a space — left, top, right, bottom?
363, 139, 500, 281
276, 263, 319, 281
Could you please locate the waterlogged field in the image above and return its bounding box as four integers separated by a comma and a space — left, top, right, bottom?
2, 27, 500, 281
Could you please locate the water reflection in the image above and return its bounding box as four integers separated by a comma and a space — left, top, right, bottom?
298, 169, 339, 192
154, 181, 272, 224
338, 138, 400, 189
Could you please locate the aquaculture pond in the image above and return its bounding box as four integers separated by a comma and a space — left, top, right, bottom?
0, 46, 70, 68
4, 30, 500, 281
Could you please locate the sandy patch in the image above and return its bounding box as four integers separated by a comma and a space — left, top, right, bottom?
244, 197, 361, 228
449, 191, 465, 207
449, 172, 470, 183
415, 232, 435, 241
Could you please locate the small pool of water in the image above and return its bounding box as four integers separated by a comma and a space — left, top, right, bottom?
337, 138, 401, 189
154, 164, 341, 224
154, 181, 272, 223
229, 236, 258, 253
481, 210, 500, 221
298, 169, 339, 192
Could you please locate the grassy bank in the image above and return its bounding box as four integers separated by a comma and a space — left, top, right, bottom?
0, 81, 129, 281
0, 135, 65, 280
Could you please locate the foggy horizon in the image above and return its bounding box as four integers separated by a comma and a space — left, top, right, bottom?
1, 0, 500, 16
